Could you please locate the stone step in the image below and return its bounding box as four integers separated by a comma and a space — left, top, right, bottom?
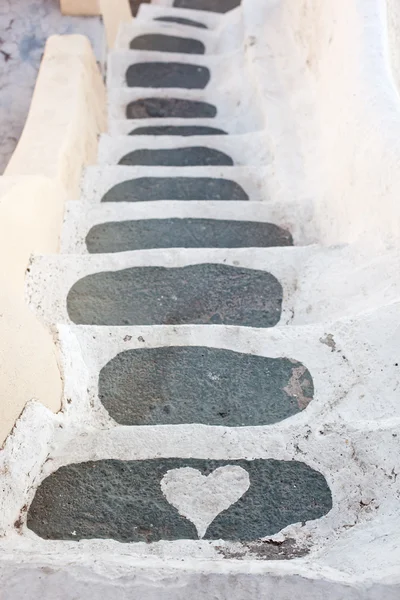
55, 320, 362, 429
27, 246, 399, 327
109, 116, 253, 135
28, 457, 331, 543
62, 200, 314, 253
107, 48, 249, 91
26, 246, 309, 326
135, 2, 225, 29
151, 0, 242, 14
97, 133, 271, 166
115, 13, 244, 54
108, 87, 264, 126
81, 165, 271, 203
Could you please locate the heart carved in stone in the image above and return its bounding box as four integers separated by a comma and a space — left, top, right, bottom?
160, 465, 250, 538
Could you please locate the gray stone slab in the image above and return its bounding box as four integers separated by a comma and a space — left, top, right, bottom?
129, 125, 227, 135
173, 0, 241, 12
126, 98, 217, 118
67, 264, 282, 327
98, 347, 313, 426
130, 34, 205, 54
118, 147, 234, 166
85, 218, 293, 252
126, 63, 210, 89
27, 458, 332, 543
101, 177, 249, 201
154, 16, 208, 28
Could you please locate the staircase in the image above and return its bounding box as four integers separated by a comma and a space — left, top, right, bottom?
4, 0, 400, 597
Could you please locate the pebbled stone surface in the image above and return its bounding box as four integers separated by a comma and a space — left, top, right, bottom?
67, 264, 283, 327
101, 177, 249, 202
126, 98, 217, 118
126, 63, 210, 89
129, 125, 227, 135
27, 458, 332, 543
98, 346, 314, 426
118, 147, 234, 166
154, 16, 208, 28
130, 34, 205, 54
86, 218, 293, 252
173, 0, 241, 12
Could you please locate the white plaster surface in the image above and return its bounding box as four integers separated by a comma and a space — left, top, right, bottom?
0, 0, 104, 174
161, 466, 250, 538
3, 0, 400, 597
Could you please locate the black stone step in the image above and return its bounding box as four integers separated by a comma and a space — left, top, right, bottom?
130, 34, 205, 54
126, 98, 217, 118
130, 125, 227, 135
99, 347, 313, 426
86, 218, 293, 252
126, 63, 210, 89
27, 458, 332, 542
101, 177, 249, 202
118, 147, 233, 166
154, 16, 207, 28
173, 0, 241, 12
67, 264, 282, 327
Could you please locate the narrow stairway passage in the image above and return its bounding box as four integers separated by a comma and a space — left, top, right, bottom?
23, 0, 335, 558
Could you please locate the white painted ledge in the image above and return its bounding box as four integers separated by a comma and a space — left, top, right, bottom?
5, 35, 106, 198
0, 35, 106, 444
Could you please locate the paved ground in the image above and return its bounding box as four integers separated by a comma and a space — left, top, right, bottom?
0, 0, 103, 173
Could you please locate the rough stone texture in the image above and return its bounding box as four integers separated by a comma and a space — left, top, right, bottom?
129, 125, 227, 135
173, 0, 241, 12
67, 264, 283, 327
101, 177, 249, 201
126, 98, 217, 118
98, 346, 313, 426
118, 147, 234, 166
130, 34, 205, 55
154, 16, 208, 28
27, 458, 331, 542
85, 218, 293, 252
126, 63, 210, 89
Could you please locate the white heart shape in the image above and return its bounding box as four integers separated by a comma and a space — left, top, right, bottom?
160, 465, 250, 539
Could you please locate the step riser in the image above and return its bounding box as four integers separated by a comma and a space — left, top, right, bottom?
97, 133, 271, 166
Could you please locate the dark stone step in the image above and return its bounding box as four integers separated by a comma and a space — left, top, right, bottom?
27, 458, 332, 543
101, 177, 249, 202
173, 0, 241, 12
126, 98, 217, 118
154, 16, 207, 28
86, 218, 293, 252
67, 264, 282, 327
99, 347, 313, 426
129, 125, 227, 135
118, 147, 234, 166
130, 34, 205, 54
126, 63, 210, 89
